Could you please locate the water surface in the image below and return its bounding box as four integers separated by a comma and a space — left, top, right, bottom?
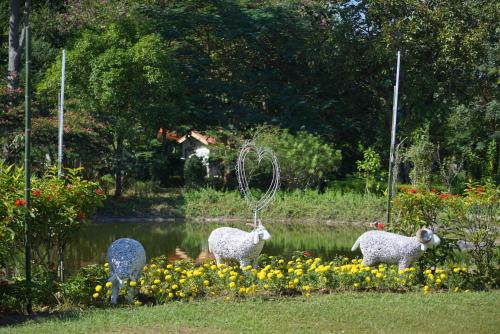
65, 221, 366, 274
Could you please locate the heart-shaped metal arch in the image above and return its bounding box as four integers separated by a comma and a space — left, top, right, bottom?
236, 141, 280, 227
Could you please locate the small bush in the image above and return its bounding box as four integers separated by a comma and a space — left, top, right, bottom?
184, 156, 206, 188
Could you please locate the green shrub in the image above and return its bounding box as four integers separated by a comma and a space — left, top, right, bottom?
184, 156, 206, 188
391, 183, 499, 285
0, 164, 106, 273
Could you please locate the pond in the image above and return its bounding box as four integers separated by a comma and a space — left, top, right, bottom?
64, 221, 367, 274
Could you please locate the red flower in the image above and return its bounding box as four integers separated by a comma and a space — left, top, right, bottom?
401, 186, 407, 192
439, 193, 451, 199
409, 188, 417, 194
14, 198, 25, 206
303, 251, 313, 257
47, 195, 53, 201
376, 223, 385, 230
95, 188, 104, 196
476, 186, 484, 194
431, 188, 437, 193
32, 189, 41, 197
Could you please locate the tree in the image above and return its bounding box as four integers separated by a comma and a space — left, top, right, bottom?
38, 20, 184, 197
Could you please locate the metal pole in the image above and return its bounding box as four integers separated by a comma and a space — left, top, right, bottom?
58, 49, 65, 177
386, 51, 401, 225
57, 49, 66, 282
24, 25, 32, 315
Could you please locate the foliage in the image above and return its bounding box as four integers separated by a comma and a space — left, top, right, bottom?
391, 183, 499, 284
183, 156, 206, 189
0, 163, 106, 271
404, 127, 435, 189
356, 146, 384, 194
252, 126, 341, 190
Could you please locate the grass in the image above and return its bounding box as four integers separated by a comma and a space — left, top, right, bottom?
2, 291, 499, 333
97, 188, 386, 223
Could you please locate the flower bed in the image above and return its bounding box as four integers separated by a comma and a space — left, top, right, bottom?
85, 254, 475, 306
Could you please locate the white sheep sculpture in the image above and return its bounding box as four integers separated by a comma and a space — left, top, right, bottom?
351, 228, 441, 270
106, 238, 146, 304
208, 221, 271, 268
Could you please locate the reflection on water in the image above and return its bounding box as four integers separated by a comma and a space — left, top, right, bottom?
65, 221, 367, 274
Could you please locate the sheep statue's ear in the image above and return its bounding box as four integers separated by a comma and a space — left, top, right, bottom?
253, 231, 259, 244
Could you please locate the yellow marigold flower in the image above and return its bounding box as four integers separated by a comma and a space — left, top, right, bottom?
153, 279, 161, 285
134, 300, 142, 306
257, 272, 266, 280
203, 280, 210, 286
365, 276, 371, 282
244, 265, 252, 271
229, 282, 236, 289
423, 285, 430, 292
305, 293, 311, 298
151, 285, 158, 290
104, 263, 109, 268
435, 279, 441, 284
428, 274, 434, 280
239, 287, 246, 294
379, 267, 386, 273
92, 292, 99, 299
210, 265, 217, 271
168, 292, 174, 298
353, 283, 360, 288
278, 259, 285, 265
178, 291, 185, 297
408, 274, 415, 280
314, 257, 321, 263
165, 275, 172, 282
306, 259, 313, 264
440, 274, 446, 280
166, 264, 173, 269
376, 273, 383, 279
424, 269, 432, 275
424, 290, 429, 295
172, 284, 178, 290
288, 268, 294, 273
267, 273, 274, 279
95, 285, 102, 292
277, 273, 283, 279
461, 267, 467, 272
105, 282, 112, 288
454, 287, 459, 292
293, 278, 299, 284
230, 276, 237, 282
453, 268, 460, 273
295, 270, 303, 276
264, 284, 269, 289
151, 264, 157, 269
371, 269, 378, 274
129, 281, 137, 287
180, 279, 186, 284
140, 280, 145, 286
143, 265, 148, 271
287, 261, 294, 266
398, 270, 405, 275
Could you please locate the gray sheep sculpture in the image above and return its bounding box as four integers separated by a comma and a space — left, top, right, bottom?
106, 238, 146, 304
351, 228, 441, 269
208, 220, 271, 268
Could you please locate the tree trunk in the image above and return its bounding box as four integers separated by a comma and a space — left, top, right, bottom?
8, 0, 30, 90
114, 135, 124, 198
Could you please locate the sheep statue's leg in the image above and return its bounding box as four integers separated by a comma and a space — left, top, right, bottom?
239, 259, 250, 268
110, 277, 119, 304
214, 254, 222, 266
398, 260, 410, 270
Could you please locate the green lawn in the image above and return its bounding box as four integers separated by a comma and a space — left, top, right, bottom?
2, 291, 499, 334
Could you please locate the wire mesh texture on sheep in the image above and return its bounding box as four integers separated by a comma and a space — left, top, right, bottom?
351, 229, 441, 270
106, 238, 147, 303
208, 226, 271, 268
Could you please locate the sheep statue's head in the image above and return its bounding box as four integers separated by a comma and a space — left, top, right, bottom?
253, 220, 271, 244
416, 228, 441, 251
